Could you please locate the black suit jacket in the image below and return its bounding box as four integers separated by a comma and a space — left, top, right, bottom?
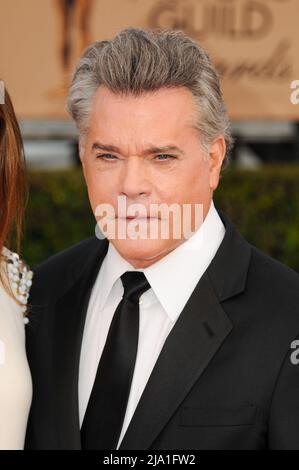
25, 211, 299, 449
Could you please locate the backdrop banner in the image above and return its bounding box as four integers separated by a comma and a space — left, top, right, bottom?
1, 0, 298, 119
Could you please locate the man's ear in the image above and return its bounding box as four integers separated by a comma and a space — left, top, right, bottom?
208, 136, 226, 191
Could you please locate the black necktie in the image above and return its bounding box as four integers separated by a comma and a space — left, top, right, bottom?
81, 270, 151, 450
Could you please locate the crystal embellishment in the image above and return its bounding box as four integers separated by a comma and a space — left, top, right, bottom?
1, 247, 33, 324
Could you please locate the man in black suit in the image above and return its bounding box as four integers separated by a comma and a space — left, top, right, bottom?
25, 28, 299, 450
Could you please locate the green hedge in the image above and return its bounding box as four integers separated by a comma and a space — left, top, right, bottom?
22, 166, 299, 272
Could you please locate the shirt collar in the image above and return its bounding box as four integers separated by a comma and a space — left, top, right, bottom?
97, 240, 140, 312
98, 201, 225, 322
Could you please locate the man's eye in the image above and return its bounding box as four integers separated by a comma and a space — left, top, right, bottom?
96, 154, 117, 161
154, 154, 175, 161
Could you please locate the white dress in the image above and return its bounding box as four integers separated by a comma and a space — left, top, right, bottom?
0, 248, 33, 449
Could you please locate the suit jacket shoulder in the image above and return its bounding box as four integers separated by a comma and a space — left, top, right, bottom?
30, 237, 108, 303
247, 244, 299, 327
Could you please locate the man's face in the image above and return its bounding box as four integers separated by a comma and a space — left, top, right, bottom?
81, 85, 225, 268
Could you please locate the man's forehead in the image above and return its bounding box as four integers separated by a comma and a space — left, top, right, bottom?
89, 92, 197, 140
86, 86, 199, 149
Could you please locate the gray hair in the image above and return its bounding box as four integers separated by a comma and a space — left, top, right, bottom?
67, 28, 233, 167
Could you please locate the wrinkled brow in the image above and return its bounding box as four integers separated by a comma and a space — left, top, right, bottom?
91, 142, 184, 155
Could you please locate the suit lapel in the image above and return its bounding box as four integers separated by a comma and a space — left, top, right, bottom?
52, 238, 109, 449
120, 212, 252, 449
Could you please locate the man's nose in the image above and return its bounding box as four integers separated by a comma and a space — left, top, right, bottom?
119, 157, 151, 199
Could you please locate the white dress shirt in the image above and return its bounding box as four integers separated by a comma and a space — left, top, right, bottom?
78, 200, 225, 448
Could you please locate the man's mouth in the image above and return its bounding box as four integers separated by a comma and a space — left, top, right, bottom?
116, 215, 160, 220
